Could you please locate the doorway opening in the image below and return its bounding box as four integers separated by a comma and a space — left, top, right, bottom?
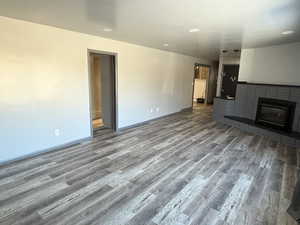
88, 50, 117, 133
192, 64, 211, 107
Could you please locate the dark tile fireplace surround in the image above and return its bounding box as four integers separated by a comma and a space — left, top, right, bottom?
213, 82, 300, 147
256, 97, 296, 133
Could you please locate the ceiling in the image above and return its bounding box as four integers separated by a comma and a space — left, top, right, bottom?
0, 0, 300, 60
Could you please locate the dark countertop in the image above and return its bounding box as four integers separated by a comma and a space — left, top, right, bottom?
215, 96, 235, 101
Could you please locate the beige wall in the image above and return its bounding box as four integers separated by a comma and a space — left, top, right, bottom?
0, 16, 211, 162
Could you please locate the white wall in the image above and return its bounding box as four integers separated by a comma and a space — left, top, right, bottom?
0, 16, 211, 163
216, 55, 240, 96
239, 42, 300, 85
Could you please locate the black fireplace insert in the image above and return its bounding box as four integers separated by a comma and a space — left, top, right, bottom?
255, 97, 296, 132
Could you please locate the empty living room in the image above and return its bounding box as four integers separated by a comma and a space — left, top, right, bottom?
1, 1, 300, 225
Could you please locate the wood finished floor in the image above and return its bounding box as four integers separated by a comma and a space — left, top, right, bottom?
0, 105, 299, 225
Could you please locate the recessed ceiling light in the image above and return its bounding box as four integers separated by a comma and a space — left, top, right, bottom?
281, 30, 294, 35
163, 43, 169, 47
103, 28, 112, 32
189, 28, 200, 33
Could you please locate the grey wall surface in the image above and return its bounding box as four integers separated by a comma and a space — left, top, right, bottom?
100, 55, 114, 129
212, 98, 235, 120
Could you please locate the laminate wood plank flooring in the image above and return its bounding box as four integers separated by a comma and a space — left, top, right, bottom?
0, 105, 299, 225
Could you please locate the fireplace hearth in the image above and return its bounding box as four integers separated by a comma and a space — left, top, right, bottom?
255, 97, 296, 132
214, 82, 300, 147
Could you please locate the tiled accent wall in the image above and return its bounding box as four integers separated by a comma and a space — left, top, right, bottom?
234, 83, 300, 132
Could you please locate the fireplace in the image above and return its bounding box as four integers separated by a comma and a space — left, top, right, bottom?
255, 97, 296, 132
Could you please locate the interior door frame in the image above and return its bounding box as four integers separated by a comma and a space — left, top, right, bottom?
192, 63, 211, 106
87, 49, 118, 135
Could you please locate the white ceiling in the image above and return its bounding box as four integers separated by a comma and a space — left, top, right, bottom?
0, 0, 299, 60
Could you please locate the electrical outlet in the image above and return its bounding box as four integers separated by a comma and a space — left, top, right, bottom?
54, 129, 60, 136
